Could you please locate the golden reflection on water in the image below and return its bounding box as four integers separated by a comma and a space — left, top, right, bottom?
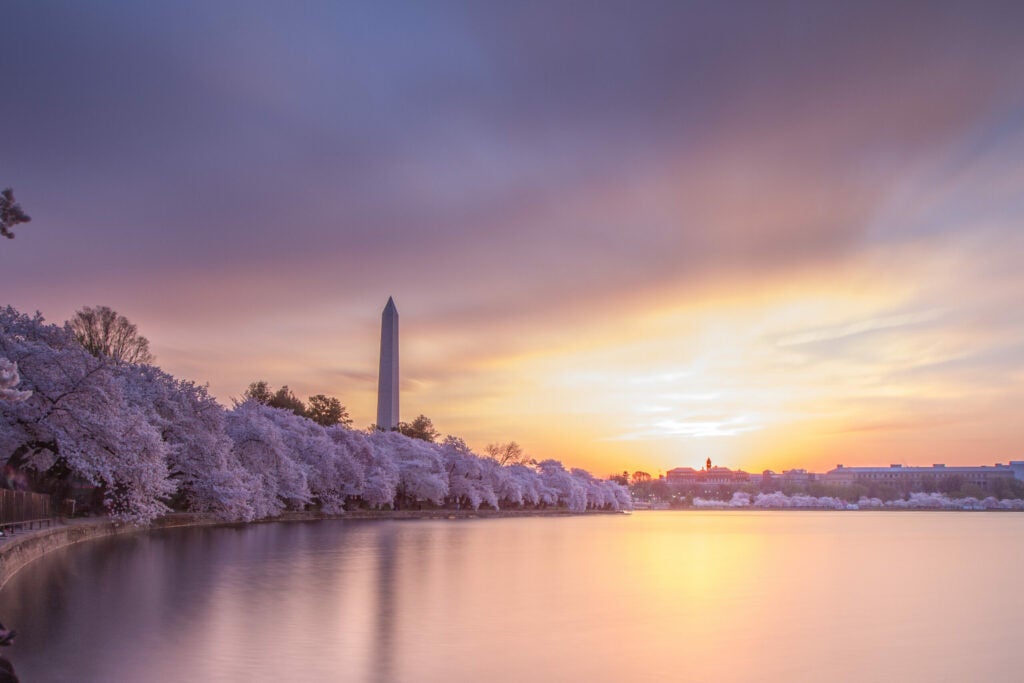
1, 512, 1023, 682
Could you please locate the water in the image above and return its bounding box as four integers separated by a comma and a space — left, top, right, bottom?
1, 511, 1022, 682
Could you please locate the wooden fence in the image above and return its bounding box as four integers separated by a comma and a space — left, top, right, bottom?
0, 489, 54, 531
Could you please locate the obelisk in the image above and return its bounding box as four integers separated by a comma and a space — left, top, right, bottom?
376, 297, 399, 430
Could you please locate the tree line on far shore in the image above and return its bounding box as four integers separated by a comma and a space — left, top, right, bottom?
0, 305, 631, 523
621, 468, 1024, 508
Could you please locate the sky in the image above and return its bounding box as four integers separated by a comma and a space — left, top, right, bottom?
3, 0, 1023, 477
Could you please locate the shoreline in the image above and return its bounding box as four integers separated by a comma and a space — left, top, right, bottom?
634, 505, 1024, 512
11, 503, 1014, 589
1, 504, 1015, 590
0, 507, 622, 590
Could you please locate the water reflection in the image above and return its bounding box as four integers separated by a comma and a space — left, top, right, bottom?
1, 513, 1023, 681
372, 524, 396, 683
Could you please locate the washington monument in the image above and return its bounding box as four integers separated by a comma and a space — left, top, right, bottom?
376, 297, 399, 430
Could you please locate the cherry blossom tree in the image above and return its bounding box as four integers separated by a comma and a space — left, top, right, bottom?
225, 401, 311, 518
505, 464, 543, 507
118, 364, 256, 521
0, 358, 31, 402
536, 459, 587, 511
326, 425, 394, 507
439, 436, 497, 510
0, 307, 174, 522
368, 430, 448, 507
481, 457, 521, 508
259, 405, 361, 513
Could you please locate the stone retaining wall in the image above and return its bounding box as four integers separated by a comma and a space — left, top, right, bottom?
0, 508, 619, 590
0, 514, 223, 590
0, 520, 117, 589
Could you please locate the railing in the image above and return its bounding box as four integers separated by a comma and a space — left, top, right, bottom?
0, 489, 55, 533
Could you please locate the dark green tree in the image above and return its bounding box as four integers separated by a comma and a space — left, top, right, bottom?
991, 477, 1024, 499
268, 385, 305, 417
1, 188, 30, 239
938, 475, 964, 495
397, 414, 439, 442
243, 380, 273, 404
957, 483, 986, 500
306, 394, 352, 427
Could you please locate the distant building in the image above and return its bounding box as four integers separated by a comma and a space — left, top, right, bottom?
662, 460, 1024, 494
665, 467, 698, 484
824, 463, 1019, 492
666, 465, 750, 487
1009, 461, 1024, 481
665, 460, 1024, 493
760, 469, 818, 487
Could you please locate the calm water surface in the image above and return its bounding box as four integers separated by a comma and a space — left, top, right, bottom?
1, 512, 1022, 682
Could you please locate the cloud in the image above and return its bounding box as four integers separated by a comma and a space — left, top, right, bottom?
615, 414, 763, 440
3, 1, 1024, 471
775, 310, 942, 348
